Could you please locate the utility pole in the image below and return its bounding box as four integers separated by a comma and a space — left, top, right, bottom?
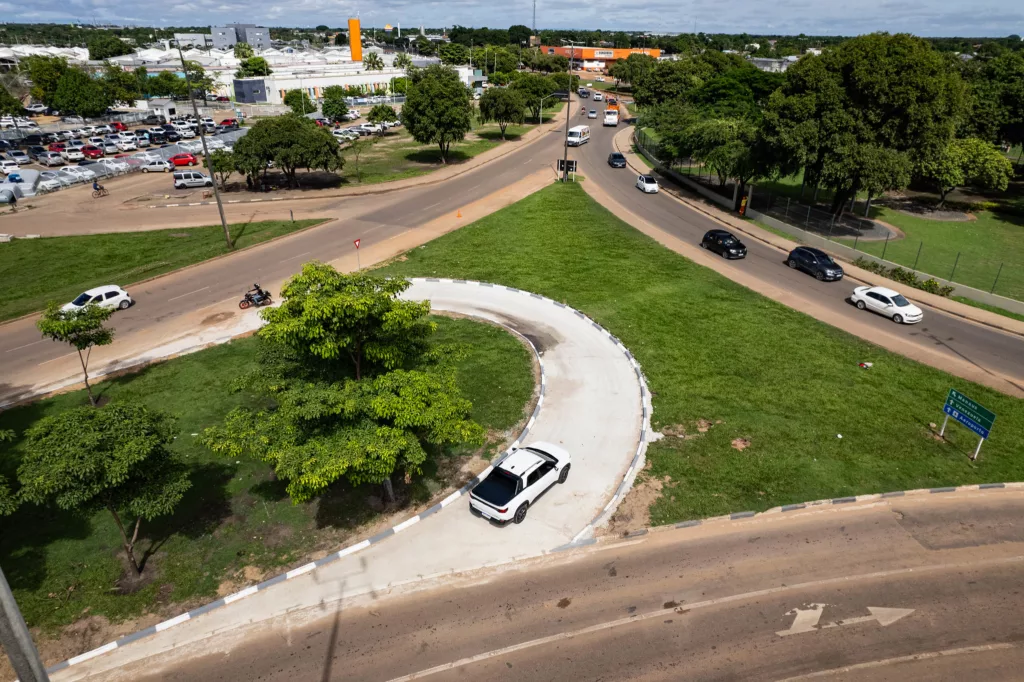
0, 565, 49, 682
533, 0, 537, 41
177, 45, 232, 250
561, 40, 578, 182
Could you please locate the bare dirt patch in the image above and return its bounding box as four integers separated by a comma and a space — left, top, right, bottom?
200, 311, 235, 326
731, 438, 751, 451
603, 461, 668, 537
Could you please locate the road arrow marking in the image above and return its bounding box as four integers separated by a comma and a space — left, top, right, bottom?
777, 605, 913, 637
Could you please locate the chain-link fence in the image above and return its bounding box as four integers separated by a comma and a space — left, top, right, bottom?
632, 129, 1023, 303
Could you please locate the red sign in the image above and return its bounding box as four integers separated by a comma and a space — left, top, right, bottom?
353, 239, 360, 249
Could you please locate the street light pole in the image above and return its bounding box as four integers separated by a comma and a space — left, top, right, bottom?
177, 45, 232, 250
0, 565, 49, 682
560, 40, 579, 182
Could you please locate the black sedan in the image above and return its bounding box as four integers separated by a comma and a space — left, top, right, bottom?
786, 246, 844, 281
608, 152, 627, 168
700, 229, 747, 259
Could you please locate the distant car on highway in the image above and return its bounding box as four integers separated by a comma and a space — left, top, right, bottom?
850, 286, 923, 324
635, 174, 659, 194
607, 152, 627, 168
700, 229, 747, 259
786, 246, 844, 281
593, 92, 603, 101
588, 109, 597, 119
63, 285, 132, 312
469, 443, 571, 524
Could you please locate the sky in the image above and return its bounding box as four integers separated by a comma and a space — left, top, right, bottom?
2, 0, 1023, 38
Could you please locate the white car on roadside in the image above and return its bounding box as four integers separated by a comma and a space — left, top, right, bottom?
468, 443, 571, 524
850, 286, 924, 325
59, 165, 96, 181
140, 159, 173, 173
63, 285, 133, 312
61, 147, 84, 161
635, 174, 659, 194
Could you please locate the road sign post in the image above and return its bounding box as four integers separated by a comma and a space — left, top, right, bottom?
354, 238, 361, 270
940, 388, 996, 460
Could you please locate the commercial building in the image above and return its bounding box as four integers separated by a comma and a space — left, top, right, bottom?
211, 24, 271, 51
173, 33, 213, 48
539, 45, 661, 71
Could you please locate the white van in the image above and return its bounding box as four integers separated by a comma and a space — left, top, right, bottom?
566, 125, 590, 147
172, 170, 213, 189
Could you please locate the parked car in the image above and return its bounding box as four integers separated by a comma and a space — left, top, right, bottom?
67, 139, 86, 150
37, 151, 64, 167
635, 174, 659, 194
8, 150, 30, 165
169, 153, 198, 167
60, 147, 84, 161
47, 142, 67, 153
215, 95, 229, 102
607, 152, 626, 168
110, 121, 127, 132
468, 443, 571, 524
178, 126, 196, 139
700, 229, 747, 259
93, 124, 113, 134
219, 118, 239, 128
63, 285, 132, 312
786, 246, 844, 281
98, 158, 130, 173
25, 103, 49, 114
39, 170, 74, 186
115, 139, 137, 151
81, 145, 104, 159
135, 134, 151, 148
99, 141, 117, 155
26, 145, 47, 161
59, 165, 96, 181
37, 177, 63, 192
172, 170, 213, 189
142, 114, 165, 125
141, 159, 173, 173
177, 141, 203, 154
850, 286, 923, 324
87, 136, 106, 148
0, 159, 19, 175
133, 151, 163, 163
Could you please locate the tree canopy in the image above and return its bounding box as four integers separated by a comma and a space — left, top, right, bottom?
284, 88, 315, 115
37, 301, 115, 406
363, 52, 385, 71
236, 56, 272, 78
919, 137, 1014, 207
321, 85, 348, 122
88, 33, 134, 61
232, 114, 343, 188
478, 87, 526, 139
401, 65, 473, 164
511, 72, 557, 122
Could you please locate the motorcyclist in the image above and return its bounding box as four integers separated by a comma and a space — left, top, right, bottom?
250, 283, 268, 302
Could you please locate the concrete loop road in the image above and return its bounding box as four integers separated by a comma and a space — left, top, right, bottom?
51, 278, 646, 681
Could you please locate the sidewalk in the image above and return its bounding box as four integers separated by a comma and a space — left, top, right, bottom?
612, 127, 1024, 340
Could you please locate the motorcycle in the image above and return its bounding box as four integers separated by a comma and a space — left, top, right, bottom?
239, 287, 272, 309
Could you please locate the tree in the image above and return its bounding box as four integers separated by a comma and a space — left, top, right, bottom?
17, 403, 190, 575
919, 138, 1014, 207
50, 68, 113, 118
439, 43, 470, 65
284, 88, 314, 115
632, 58, 708, 107
233, 114, 342, 189
363, 52, 384, 71
37, 302, 115, 406
345, 136, 373, 182
478, 87, 526, 139
133, 65, 149, 96
0, 85, 24, 117
88, 33, 133, 61
367, 103, 399, 133
102, 62, 141, 106
321, 85, 348, 122
391, 77, 411, 95
236, 56, 272, 78
234, 42, 254, 59
550, 72, 580, 94
203, 267, 484, 504
0, 430, 17, 517
147, 70, 186, 98
393, 52, 413, 70
204, 149, 236, 190
401, 65, 473, 164
511, 72, 556, 122
508, 24, 532, 46
21, 55, 69, 106
183, 60, 215, 99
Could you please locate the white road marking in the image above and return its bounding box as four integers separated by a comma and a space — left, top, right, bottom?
384, 554, 1024, 681
777, 604, 914, 637
5, 340, 43, 353
167, 286, 210, 302
38, 351, 78, 366
775, 643, 1018, 680
282, 251, 313, 262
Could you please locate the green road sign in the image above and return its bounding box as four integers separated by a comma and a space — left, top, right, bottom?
945, 389, 996, 431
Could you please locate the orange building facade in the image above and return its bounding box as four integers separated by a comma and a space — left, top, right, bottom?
539, 45, 661, 67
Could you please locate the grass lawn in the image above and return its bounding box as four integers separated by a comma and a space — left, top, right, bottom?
748, 218, 798, 242
839, 208, 1024, 302
380, 182, 1024, 526
951, 296, 1024, 323
0, 219, 324, 322
0, 315, 533, 632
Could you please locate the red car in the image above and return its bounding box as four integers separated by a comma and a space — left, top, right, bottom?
48, 142, 66, 152
169, 153, 198, 167
219, 118, 238, 126
82, 145, 104, 159
111, 121, 127, 131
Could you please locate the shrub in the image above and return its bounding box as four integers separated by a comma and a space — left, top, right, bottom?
852, 258, 955, 297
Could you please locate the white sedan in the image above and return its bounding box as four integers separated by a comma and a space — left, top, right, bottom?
59, 165, 96, 181
63, 285, 133, 312
0, 159, 19, 175
851, 286, 923, 324
636, 174, 659, 194
469, 442, 571, 524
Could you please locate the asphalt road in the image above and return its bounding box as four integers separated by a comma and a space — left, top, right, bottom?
122, 490, 1024, 682
575, 122, 1024, 391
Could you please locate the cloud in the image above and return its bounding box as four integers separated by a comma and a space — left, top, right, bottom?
3, 0, 1023, 36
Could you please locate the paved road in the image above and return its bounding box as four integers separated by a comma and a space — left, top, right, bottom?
121, 490, 1024, 681
575, 123, 1024, 392
52, 279, 644, 682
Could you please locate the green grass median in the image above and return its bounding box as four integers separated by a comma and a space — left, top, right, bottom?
380, 182, 1024, 525
0, 219, 326, 322
0, 315, 534, 632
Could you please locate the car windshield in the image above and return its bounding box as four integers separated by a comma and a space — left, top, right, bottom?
892, 294, 910, 307
72, 292, 91, 306
472, 468, 520, 506
818, 253, 836, 265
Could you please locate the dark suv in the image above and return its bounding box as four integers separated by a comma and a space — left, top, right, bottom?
607, 152, 627, 168
786, 246, 844, 281
701, 229, 747, 259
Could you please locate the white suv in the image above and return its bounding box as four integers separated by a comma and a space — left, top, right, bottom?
469, 443, 571, 524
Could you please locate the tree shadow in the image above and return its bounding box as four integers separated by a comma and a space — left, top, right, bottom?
0, 503, 93, 591
314, 480, 381, 531
403, 148, 473, 165
250, 476, 290, 502
476, 130, 523, 142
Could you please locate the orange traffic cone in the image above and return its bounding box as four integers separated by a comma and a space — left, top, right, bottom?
457, 209, 462, 218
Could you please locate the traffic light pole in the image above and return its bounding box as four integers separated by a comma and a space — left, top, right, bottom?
0, 565, 49, 681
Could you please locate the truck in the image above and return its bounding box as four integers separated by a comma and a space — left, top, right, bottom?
603, 109, 619, 127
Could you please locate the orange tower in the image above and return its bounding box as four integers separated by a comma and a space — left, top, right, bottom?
348, 18, 362, 62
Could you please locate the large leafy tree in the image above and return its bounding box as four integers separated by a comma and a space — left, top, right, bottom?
283, 88, 314, 115
393, 52, 413, 70
147, 70, 187, 98
37, 302, 115, 406
0, 85, 24, 117
510, 72, 556, 122
17, 403, 190, 575
51, 68, 114, 118
508, 24, 532, 46
478, 87, 526, 139
961, 51, 1024, 148
234, 42, 254, 59
204, 149, 236, 190
233, 114, 343, 188
204, 266, 484, 503
21, 55, 69, 106
183, 60, 215, 99
632, 58, 710, 107
102, 62, 141, 106
88, 33, 133, 61
236, 56, 272, 78
0, 430, 17, 517
438, 43, 470, 65
919, 137, 1014, 207
401, 65, 473, 164
363, 52, 384, 71
321, 85, 348, 122
367, 103, 400, 132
